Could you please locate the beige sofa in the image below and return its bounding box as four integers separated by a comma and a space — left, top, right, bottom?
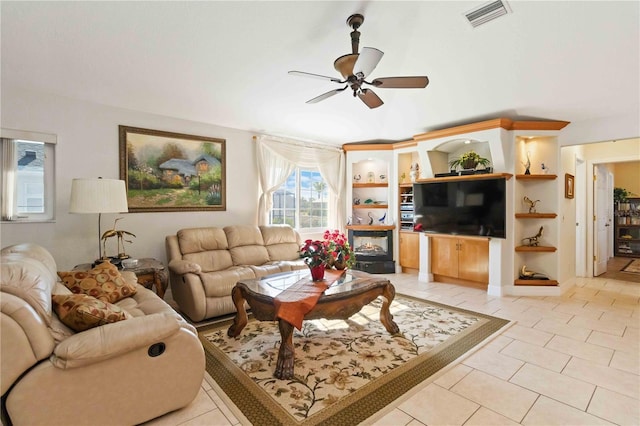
166, 224, 306, 322
0, 243, 205, 426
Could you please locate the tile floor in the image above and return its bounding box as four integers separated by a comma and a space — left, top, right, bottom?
146, 273, 640, 426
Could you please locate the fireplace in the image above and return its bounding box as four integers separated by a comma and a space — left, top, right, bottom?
348, 230, 395, 274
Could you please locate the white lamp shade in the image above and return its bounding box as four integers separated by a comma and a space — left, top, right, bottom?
69, 178, 129, 214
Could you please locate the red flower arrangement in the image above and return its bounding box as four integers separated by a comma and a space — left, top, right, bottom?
323, 229, 355, 269
299, 239, 330, 268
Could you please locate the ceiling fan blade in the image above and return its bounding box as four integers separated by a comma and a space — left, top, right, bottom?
370, 76, 429, 88
358, 88, 384, 109
288, 71, 343, 83
353, 47, 384, 78
306, 86, 348, 104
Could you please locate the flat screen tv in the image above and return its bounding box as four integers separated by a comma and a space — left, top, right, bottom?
413, 178, 506, 238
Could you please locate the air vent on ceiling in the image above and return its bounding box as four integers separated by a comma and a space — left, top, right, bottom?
464, 0, 511, 28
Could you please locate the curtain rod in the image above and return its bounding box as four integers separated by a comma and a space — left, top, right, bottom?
252, 135, 343, 152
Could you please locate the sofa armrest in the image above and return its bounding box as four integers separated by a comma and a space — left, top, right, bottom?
168, 259, 202, 275
51, 313, 183, 369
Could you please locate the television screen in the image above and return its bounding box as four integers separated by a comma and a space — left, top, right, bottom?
413, 178, 506, 238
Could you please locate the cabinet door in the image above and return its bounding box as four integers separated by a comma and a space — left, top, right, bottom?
430, 236, 458, 277
458, 238, 489, 283
399, 232, 420, 269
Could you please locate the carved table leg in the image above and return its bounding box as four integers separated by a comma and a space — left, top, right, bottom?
379, 283, 400, 334
227, 286, 248, 337
274, 319, 295, 380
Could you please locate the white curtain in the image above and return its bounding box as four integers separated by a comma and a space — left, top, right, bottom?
256, 135, 346, 229
1, 139, 17, 220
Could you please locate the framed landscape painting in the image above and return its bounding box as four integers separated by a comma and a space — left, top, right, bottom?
119, 126, 226, 212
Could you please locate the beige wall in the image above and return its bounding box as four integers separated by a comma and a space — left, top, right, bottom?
0, 86, 259, 269
613, 161, 640, 196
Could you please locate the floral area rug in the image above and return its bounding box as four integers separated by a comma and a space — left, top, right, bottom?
198, 295, 510, 426
621, 259, 640, 274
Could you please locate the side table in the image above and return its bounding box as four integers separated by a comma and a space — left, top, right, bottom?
73, 258, 169, 299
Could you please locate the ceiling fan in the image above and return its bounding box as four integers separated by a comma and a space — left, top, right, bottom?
288, 14, 429, 109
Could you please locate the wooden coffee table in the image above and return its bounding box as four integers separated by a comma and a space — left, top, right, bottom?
227, 269, 399, 379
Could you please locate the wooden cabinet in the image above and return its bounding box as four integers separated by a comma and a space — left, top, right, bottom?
430, 235, 489, 284
399, 231, 419, 271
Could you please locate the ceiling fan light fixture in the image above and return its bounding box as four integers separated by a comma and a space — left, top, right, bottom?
334, 53, 358, 79
288, 13, 429, 108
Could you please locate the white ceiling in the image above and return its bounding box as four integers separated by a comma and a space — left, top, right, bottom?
2, 1, 639, 146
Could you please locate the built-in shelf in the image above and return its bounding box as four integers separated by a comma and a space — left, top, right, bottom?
352, 183, 388, 188
346, 225, 395, 230
514, 279, 559, 286
515, 213, 558, 219
515, 246, 557, 252
353, 204, 388, 209
417, 172, 513, 183
515, 174, 557, 180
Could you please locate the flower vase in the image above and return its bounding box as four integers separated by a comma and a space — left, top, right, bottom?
334, 259, 347, 270
309, 265, 325, 281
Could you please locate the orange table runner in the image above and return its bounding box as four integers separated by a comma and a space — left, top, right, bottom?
274, 269, 346, 330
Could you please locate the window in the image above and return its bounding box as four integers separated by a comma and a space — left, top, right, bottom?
1, 130, 56, 222
270, 168, 328, 230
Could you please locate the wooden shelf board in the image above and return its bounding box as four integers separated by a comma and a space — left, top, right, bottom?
352, 183, 388, 188
353, 204, 388, 209
346, 225, 395, 230
515, 213, 557, 219
515, 245, 557, 252
417, 172, 513, 183
515, 174, 557, 180
399, 183, 414, 188
514, 279, 559, 286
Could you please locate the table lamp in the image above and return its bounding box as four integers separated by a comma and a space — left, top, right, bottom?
69, 178, 129, 265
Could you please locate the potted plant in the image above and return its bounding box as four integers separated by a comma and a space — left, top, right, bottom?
299, 239, 330, 280
614, 187, 629, 204
448, 151, 491, 171
323, 229, 355, 270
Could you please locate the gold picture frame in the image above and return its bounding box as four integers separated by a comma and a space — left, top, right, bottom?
119, 126, 226, 212
565, 173, 574, 199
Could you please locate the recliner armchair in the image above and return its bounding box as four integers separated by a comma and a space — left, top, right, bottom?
1, 243, 205, 426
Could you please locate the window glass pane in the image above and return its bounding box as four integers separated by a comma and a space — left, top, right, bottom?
269, 168, 328, 230
1, 137, 54, 222
16, 141, 45, 214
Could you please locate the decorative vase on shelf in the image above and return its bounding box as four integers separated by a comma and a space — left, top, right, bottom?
310, 265, 325, 281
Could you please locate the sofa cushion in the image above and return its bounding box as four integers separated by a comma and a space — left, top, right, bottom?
52, 294, 132, 332
199, 266, 256, 298
183, 250, 232, 272
0, 243, 58, 283
1, 255, 56, 325
177, 227, 229, 254
57, 261, 137, 304
260, 225, 301, 261
224, 226, 270, 266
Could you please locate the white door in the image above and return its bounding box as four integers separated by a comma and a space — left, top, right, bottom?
593, 165, 608, 276
575, 158, 586, 276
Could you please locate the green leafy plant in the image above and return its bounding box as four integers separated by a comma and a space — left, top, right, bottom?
614, 187, 630, 204
448, 151, 491, 171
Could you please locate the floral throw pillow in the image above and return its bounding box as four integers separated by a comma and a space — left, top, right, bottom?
57, 261, 137, 304
52, 293, 132, 332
